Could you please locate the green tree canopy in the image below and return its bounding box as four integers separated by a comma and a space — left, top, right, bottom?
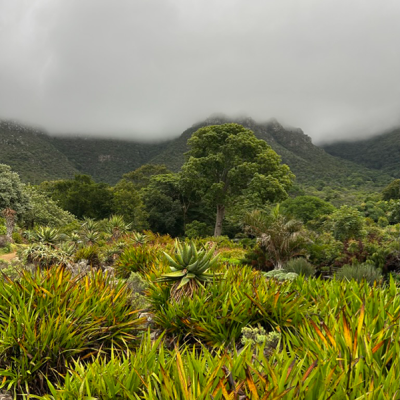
382, 179, 400, 201
21, 186, 77, 229
327, 205, 366, 241
0, 164, 31, 241
181, 123, 294, 236
281, 195, 336, 223
112, 179, 148, 230
122, 164, 171, 190
39, 174, 113, 219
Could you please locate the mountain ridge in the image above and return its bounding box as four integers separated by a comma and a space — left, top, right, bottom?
0, 117, 396, 188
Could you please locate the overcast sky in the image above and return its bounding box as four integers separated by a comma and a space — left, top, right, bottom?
0, 0, 399, 143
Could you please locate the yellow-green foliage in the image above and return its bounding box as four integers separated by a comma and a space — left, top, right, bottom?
115, 245, 162, 278
0, 267, 143, 396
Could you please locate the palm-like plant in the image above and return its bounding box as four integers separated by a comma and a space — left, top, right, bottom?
243, 205, 307, 270
106, 215, 131, 240
157, 241, 220, 301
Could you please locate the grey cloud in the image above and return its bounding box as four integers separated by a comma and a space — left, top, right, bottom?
0, 0, 399, 142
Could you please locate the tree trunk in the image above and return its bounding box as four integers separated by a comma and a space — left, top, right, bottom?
214, 204, 225, 237
2, 208, 16, 243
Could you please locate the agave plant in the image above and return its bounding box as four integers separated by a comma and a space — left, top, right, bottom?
157, 241, 220, 301
132, 232, 147, 245
106, 215, 131, 240
32, 226, 60, 245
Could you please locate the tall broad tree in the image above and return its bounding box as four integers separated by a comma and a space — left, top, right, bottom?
181, 123, 294, 236
0, 164, 31, 242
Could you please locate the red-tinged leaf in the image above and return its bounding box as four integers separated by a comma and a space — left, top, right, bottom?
321, 321, 336, 349
245, 367, 259, 399
343, 312, 352, 349
372, 340, 385, 354
286, 359, 296, 380
309, 319, 329, 347
302, 359, 318, 383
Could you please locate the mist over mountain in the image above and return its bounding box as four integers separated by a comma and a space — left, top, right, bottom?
0, 117, 395, 189
1, 1, 399, 143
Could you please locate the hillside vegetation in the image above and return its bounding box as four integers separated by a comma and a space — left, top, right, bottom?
322, 128, 400, 178
0, 122, 399, 398
0, 118, 396, 190
0, 121, 77, 183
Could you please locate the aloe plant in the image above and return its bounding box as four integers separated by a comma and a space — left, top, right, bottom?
157, 241, 220, 301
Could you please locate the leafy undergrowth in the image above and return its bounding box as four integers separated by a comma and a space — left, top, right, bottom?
1, 263, 400, 398
0, 267, 144, 397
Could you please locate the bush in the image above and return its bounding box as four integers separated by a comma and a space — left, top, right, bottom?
263, 270, 299, 281
115, 245, 161, 278
335, 263, 383, 285
284, 258, 316, 277
149, 266, 306, 346
11, 231, 23, 244
0, 267, 143, 396
74, 245, 102, 267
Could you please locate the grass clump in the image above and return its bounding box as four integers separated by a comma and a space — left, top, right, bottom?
284, 258, 316, 277
0, 267, 144, 397
335, 263, 383, 285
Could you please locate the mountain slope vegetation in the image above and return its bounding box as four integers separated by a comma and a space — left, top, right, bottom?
150, 116, 393, 189
322, 128, 400, 179
0, 121, 78, 183
0, 118, 395, 189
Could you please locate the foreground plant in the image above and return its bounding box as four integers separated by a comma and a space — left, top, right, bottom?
0, 267, 144, 396
157, 241, 220, 301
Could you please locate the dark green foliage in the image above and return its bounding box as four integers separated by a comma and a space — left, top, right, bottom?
0, 267, 143, 396
327, 206, 366, 241
49, 135, 167, 184
74, 245, 102, 267
185, 220, 213, 238
0, 121, 77, 183
382, 179, 400, 200
111, 180, 148, 229
322, 128, 400, 179
182, 123, 294, 236
281, 195, 335, 223
39, 174, 113, 219
122, 164, 172, 189
140, 173, 184, 236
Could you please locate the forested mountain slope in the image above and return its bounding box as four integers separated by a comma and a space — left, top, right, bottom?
0, 121, 78, 183
322, 128, 400, 179
0, 118, 394, 188
150, 116, 392, 189
48, 136, 167, 184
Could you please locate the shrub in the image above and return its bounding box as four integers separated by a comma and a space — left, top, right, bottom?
23, 243, 71, 268
335, 263, 383, 285
74, 245, 102, 267
150, 266, 306, 346
11, 231, 23, 244
284, 258, 316, 277
115, 245, 161, 278
264, 270, 299, 281
0, 267, 144, 396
